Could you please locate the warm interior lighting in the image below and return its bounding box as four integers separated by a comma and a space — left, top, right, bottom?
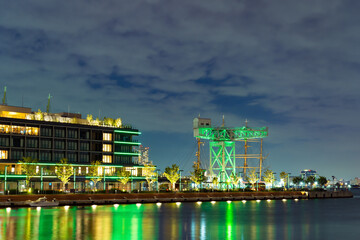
103, 133, 112, 141
0, 124, 39, 135
102, 144, 112, 152
156, 202, 162, 206
0, 150, 8, 159
102, 155, 112, 163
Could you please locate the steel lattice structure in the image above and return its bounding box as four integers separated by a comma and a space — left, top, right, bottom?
193, 117, 268, 185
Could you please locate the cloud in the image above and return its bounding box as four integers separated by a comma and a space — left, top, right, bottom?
0, 0, 359, 177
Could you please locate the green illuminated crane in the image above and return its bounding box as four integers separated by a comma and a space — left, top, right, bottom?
193, 117, 268, 186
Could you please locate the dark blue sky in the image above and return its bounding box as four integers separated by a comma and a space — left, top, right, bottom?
1, 0, 359, 179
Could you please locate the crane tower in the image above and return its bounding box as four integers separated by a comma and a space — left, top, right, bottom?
193, 117, 268, 184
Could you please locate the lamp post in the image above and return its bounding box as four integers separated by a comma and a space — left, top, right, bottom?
179, 170, 183, 192
287, 173, 291, 190
156, 169, 161, 193
272, 172, 277, 189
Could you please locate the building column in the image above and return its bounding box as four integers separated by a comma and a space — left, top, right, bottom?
40, 167, 44, 191
73, 167, 76, 192
4, 166, 7, 193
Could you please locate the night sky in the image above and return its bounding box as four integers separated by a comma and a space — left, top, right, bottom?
1, 1, 359, 179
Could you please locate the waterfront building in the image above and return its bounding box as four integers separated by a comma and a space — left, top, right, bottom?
300, 169, 317, 179
0, 104, 147, 192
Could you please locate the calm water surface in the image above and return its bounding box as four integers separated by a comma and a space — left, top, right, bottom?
1, 192, 360, 240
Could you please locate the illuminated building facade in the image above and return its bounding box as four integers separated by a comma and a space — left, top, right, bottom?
0, 105, 146, 192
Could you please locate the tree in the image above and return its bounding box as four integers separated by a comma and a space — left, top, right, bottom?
19, 156, 38, 189
212, 177, 219, 190
292, 176, 302, 189
318, 176, 328, 188
86, 114, 93, 123
306, 175, 316, 188
190, 163, 206, 189
104, 117, 114, 126
142, 164, 156, 191
248, 169, 259, 190
55, 158, 74, 192
164, 164, 180, 190
263, 168, 275, 189
230, 172, 241, 190
89, 161, 103, 191
280, 171, 289, 190
114, 118, 122, 128
35, 109, 44, 121
117, 169, 131, 191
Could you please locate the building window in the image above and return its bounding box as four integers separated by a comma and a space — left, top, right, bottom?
104, 167, 115, 175
40, 139, 52, 149
0, 150, 8, 159
80, 153, 89, 163
40, 127, 52, 137
26, 138, 38, 148
54, 151, 65, 161
103, 144, 112, 152
54, 140, 65, 150
0, 137, 9, 147
0, 125, 11, 134
68, 152, 77, 162
26, 151, 38, 160
26, 126, 39, 136
54, 128, 65, 138
68, 141, 78, 150
78, 167, 81, 174
125, 167, 137, 176
103, 133, 112, 141
68, 129, 78, 139
102, 155, 112, 163
40, 151, 51, 161
11, 150, 23, 160
36, 166, 40, 174
80, 142, 90, 151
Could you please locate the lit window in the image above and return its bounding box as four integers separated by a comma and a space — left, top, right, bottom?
0, 150, 8, 159
36, 166, 39, 174
103, 133, 112, 141
103, 155, 112, 163
78, 167, 81, 174
103, 144, 112, 152
104, 167, 115, 174
86, 167, 89, 174
125, 167, 137, 176
97, 167, 103, 175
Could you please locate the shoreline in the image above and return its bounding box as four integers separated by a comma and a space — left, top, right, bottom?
0, 190, 353, 208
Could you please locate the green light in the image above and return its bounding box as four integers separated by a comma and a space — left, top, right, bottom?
114, 130, 141, 135
114, 152, 140, 156
114, 141, 141, 145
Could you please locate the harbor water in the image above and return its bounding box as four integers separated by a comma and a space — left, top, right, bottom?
1, 190, 359, 240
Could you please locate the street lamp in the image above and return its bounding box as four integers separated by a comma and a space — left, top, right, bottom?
156, 169, 161, 193
179, 170, 183, 192
287, 173, 291, 190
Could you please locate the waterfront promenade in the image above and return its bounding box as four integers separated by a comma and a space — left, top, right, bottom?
0, 190, 352, 208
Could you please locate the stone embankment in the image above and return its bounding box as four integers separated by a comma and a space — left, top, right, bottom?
0, 190, 353, 208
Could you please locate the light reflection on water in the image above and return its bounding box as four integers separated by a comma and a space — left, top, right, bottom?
1, 197, 360, 240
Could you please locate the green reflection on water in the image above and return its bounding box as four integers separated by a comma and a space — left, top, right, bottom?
0, 198, 355, 240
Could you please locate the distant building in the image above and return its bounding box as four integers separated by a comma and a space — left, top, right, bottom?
138, 145, 151, 165
300, 169, 317, 179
